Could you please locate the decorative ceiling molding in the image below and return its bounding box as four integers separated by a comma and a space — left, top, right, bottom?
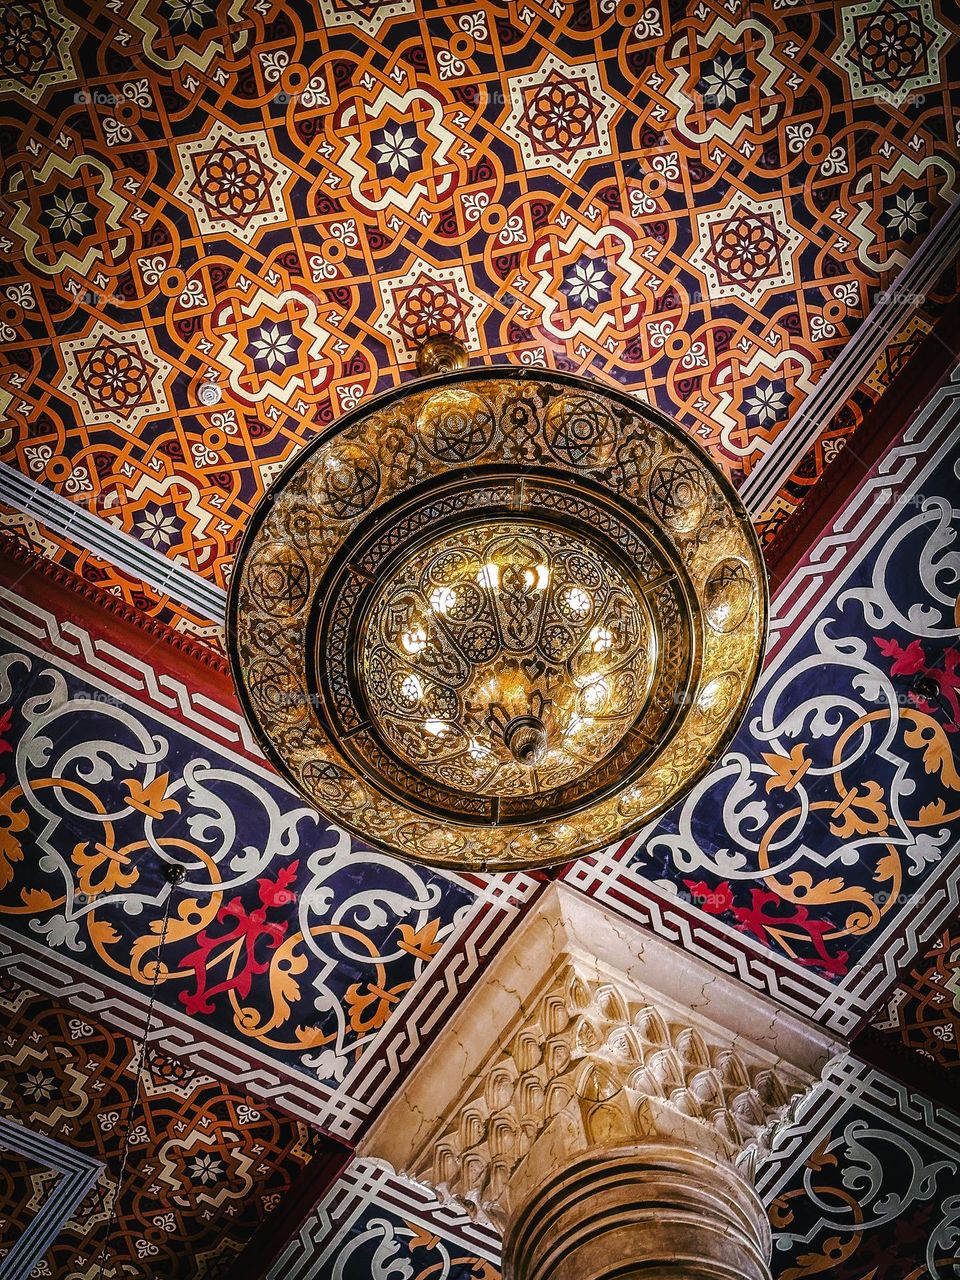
0, 531, 232, 680
0, 1116, 102, 1280
763, 292, 960, 592
740, 193, 960, 517
0, 460, 227, 627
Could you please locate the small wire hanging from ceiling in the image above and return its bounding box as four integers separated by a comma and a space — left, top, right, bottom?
94, 862, 184, 1280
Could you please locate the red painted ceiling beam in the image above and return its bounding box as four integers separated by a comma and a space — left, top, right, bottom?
0, 535, 235, 699
220, 1138, 353, 1280
763, 292, 960, 594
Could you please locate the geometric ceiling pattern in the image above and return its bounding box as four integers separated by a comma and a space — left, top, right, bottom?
0, 982, 326, 1278
1, 0, 960, 1276
1, 0, 958, 643
874, 915, 960, 1074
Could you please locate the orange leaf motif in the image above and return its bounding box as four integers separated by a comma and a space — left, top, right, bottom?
71, 841, 138, 897
345, 982, 401, 1035
761, 743, 810, 793
829, 781, 889, 838
919, 797, 949, 825
396, 917, 443, 960
903, 711, 960, 789
20, 888, 58, 912
0, 790, 28, 890
124, 772, 181, 819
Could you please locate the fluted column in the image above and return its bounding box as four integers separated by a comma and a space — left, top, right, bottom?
503, 1141, 771, 1280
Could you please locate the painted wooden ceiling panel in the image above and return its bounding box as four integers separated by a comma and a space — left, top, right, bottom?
0, 569, 539, 1140
562, 359, 960, 1037
1, 0, 958, 640
0, 980, 330, 1279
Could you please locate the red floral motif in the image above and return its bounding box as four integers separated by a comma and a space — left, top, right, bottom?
876, 636, 960, 730
179, 863, 298, 1017
686, 879, 848, 976
731, 888, 850, 977
683, 878, 734, 915
877, 635, 927, 675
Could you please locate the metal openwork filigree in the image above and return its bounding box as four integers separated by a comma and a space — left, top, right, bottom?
228, 368, 767, 871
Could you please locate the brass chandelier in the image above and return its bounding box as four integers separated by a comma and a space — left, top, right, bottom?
228, 340, 767, 871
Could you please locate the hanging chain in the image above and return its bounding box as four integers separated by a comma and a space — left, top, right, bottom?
95, 863, 184, 1279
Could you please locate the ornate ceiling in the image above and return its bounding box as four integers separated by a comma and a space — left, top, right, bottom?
1, 0, 959, 1275
1, 0, 958, 640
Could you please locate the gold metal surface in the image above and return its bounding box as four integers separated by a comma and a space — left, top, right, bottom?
360, 520, 654, 805
415, 334, 469, 375
227, 370, 768, 871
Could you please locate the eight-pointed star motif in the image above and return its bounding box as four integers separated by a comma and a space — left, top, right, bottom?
699, 53, 749, 108
885, 191, 928, 237
45, 191, 92, 236
562, 258, 612, 308
373, 124, 421, 175
743, 380, 788, 426
251, 322, 296, 369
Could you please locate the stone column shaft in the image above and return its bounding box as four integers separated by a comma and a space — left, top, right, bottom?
503, 1142, 772, 1280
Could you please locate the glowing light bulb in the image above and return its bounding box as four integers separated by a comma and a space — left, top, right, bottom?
564, 586, 591, 617
478, 562, 500, 591
588, 625, 613, 653
522, 563, 550, 591
401, 625, 428, 655
430, 585, 457, 614
425, 718, 447, 736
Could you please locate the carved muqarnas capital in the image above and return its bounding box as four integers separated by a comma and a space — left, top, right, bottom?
418, 960, 812, 1228
362, 885, 837, 1232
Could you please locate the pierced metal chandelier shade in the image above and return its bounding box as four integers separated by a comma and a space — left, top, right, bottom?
227, 365, 768, 871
